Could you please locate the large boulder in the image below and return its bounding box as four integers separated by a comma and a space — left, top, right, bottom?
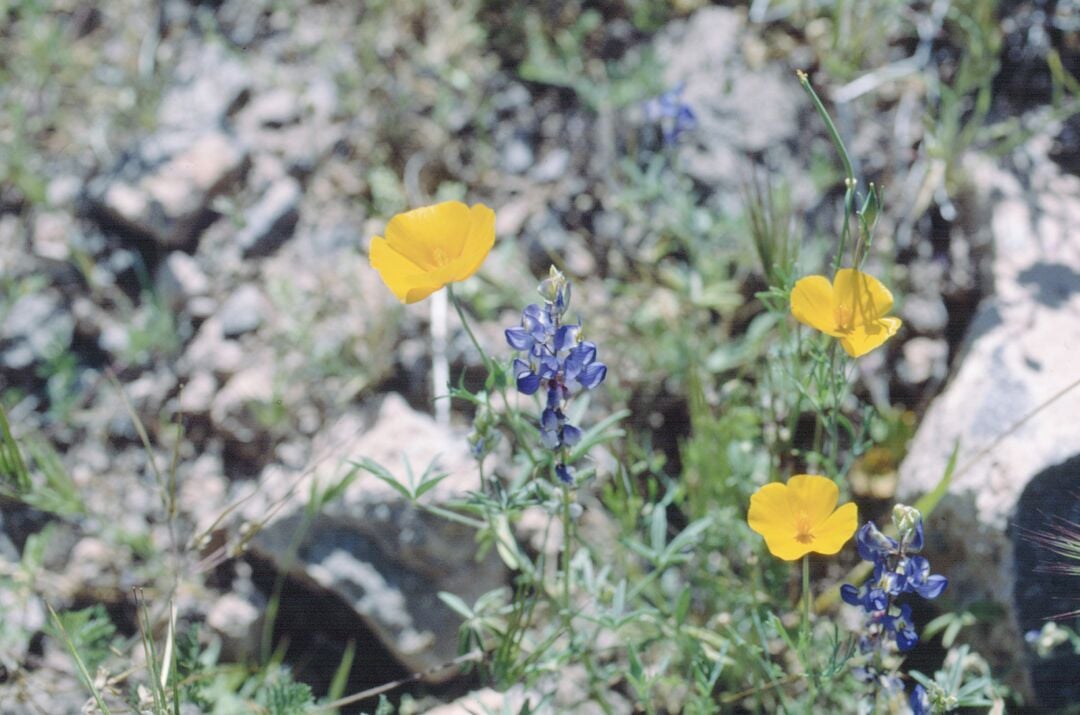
897, 135, 1080, 705
243, 394, 508, 680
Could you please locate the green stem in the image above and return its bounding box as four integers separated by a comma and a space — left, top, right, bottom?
796, 70, 855, 183
450, 284, 541, 468
796, 70, 859, 274
826, 341, 841, 477
801, 555, 811, 649
800, 555, 817, 709
447, 284, 491, 372
561, 482, 573, 620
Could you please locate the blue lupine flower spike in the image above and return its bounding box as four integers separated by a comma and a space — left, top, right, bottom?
505, 266, 607, 486
842, 505, 948, 706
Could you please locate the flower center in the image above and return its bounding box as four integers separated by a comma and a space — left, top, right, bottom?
833, 304, 855, 332
432, 247, 450, 267
794, 515, 814, 544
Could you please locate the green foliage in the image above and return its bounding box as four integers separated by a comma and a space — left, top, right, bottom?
518, 7, 662, 111
257, 673, 315, 715
910, 645, 1005, 711
0, 403, 83, 514
46, 604, 118, 674
122, 290, 183, 367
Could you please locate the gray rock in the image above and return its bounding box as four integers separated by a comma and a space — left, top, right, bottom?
45, 175, 82, 208
897, 337, 948, 385
98, 321, 130, 358
0, 291, 73, 371
237, 88, 301, 131
210, 357, 276, 469
901, 294, 949, 334
654, 7, 804, 198
233, 79, 341, 177
176, 370, 217, 416
157, 41, 251, 132
530, 147, 571, 183
181, 316, 246, 378
502, 138, 534, 174
86, 130, 249, 247
207, 591, 265, 662
237, 176, 301, 257
244, 395, 508, 679
156, 251, 211, 313
217, 284, 266, 338
30, 211, 74, 262
897, 139, 1080, 704
177, 452, 229, 535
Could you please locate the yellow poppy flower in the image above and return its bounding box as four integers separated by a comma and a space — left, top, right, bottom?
790, 269, 902, 357
370, 201, 496, 303
747, 474, 857, 561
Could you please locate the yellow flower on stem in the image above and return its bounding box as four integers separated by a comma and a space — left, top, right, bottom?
790, 268, 902, 357
370, 201, 496, 303
748, 475, 857, 561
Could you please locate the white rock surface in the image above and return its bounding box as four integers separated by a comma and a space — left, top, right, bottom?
897, 136, 1080, 702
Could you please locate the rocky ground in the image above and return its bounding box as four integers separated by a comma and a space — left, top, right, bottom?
1, 0, 1078, 712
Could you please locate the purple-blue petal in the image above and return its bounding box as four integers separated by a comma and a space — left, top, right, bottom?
517, 372, 541, 395
555, 463, 575, 485
541, 429, 561, 450
541, 408, 560, 432
506, 326, 533, 351
554, 325, 576, 352
865, 588, 888, 612
577, 362, 607, 390
910, 685, 931, 715
908, 519, 925, 552
915, 574, 948, 600
856, 522, 897, 563
840, 584, 861, 606
896, 626, 919, 652
562, 423, 582, 447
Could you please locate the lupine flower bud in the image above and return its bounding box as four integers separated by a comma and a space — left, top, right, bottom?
892, 504, 922, 542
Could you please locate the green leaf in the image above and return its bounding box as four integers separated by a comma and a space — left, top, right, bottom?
414, 470, 451, 500
325, 639, 356, 709
351, 458, 413, 501
649, 505, 667, 556
674, 587, 692, 625
914, 439, 959, 520
257, 673, 313, 715
0, 404, 31, 494
492, 513, 522, 571
438, 591, 474, 620
664, 517, 712, 560
45, 604, 117, 673
46, 603, 114, 715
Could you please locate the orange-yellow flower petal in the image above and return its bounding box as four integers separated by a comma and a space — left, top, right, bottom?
838, 317, 902, 358
791, 275, 844, 337
808, 502, 859, 555
370, 201, 496, 304
786, 474, 839, 527
833, 268, 895, 323
790, 268, 902, 357
747, 474, 858, 561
